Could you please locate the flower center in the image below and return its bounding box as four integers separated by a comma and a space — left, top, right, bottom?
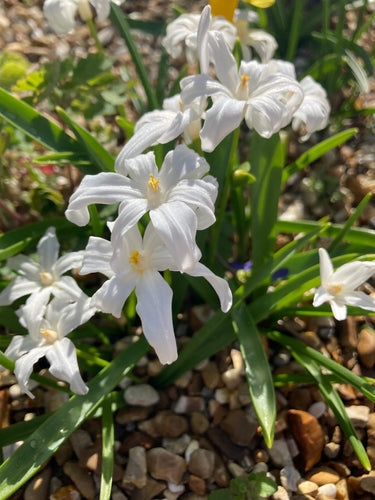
327, 284, 342, 296
40, 271, 54, 286
129, 250, 146, 274
147, 174, 163, 207
40, 328, 59, 344
236, 74, 250, 100
148, 174, 160, 193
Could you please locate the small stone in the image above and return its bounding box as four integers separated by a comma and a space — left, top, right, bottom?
122, 446, 147, 489
185, 439, 200, 462
147, 448, 187, 484
63, 461, 95, 500
121, 432, 155, 453
345, 405, 370, 428
215, 388, 230, 404
162, 434, 191, 455
237, 382, 252, 406
188, 475, 206, 496
268, 438, 293, 467
188, 448, 216, 479
50, 485, 81, 500
124, 384, 160, 407
116, 406, 151, 424
207, 427, 244, 461
324, 442, 340, 459
54, 440, 74, 466
308, 402, 327, 420
201, 362, 221, 389
306, 466, 340, 486
251, 462, 268, 474
318, 483, 337, 497
213, 454, 230, 487
335, 478, 349, 500
24, 466, 52, 500
190, 412, 209, 435
168, 482, 185, 494
360, 472, 375, 494
228, 462, 247, 478
272, 485, 290, 500
138, 411, 188, 438
297, 480, 319, 496
288, 409, 325, 470
254, 449, 269, 463
131, 477, 166, 500
175, 371, 193, 389
280, 465, 301, 492
69, 430, 93, 461
220, 409, 257, 446
174, 396, 205, 414
357, 328, 375, 368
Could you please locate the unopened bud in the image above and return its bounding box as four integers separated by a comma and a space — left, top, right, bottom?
232, 169, 256, 187
77, 0, 93, 21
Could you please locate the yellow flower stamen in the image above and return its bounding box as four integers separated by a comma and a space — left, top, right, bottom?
210, 0, 237, 22
129, 250, 145, 273
240, 74, 250, 89
328, 284, 342, 295
148, 174, 160, 193
40, 328, 59, 344
40, 271, 54, 286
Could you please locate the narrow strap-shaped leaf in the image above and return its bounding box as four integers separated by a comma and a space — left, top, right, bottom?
250, 132, 284, 272
0, 88, 80, 154
100, 396, 115, 500
57, 107, 114, 173
287, 348, 371, 471
110, 4, 158, 110
282, 128, 358, 183
232, 306, 276, 447
267, 330, 375, 403
0, 336, 149, 499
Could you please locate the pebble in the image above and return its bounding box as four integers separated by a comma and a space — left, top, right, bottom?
174, 396, 205, 414
69, 430, 93, 461
335, 479, 349, 500
116, 406, 151, 425
175, 371, 193, 389
188, 475, 206, 496
308, 401, 327, 419
345, 405, 370, 428
131, 477, 166, 500
63, 461, 96, 500
220, 409, 258, 446
147, 448, 187, 484
252, 462, 268, 474
214, 388, 230, 404
201, 361, 221, 389
360, 472, 375, 494
317, 483, 337, 497
287, 409, 325, 470
272, 485, 290, 500
207, 427, 244, 461
50, 485, 81, 500
228, 461, 247, 478
188, 448, 216, 479
268, 438, 293, 467
280, 465, 301, 492
357, 328, 375, 368
324, 442, 340, 459
124, 384, 160, 407
190, 412, 209, 435
305, 466, 340, 486
138, 411, 189, 438
162, 434, 191, 455
297, 480, 319, 496
122, 446, 147, 489
24, 466, 52, 500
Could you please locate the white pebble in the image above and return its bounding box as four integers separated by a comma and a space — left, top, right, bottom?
318, 483, 337, 498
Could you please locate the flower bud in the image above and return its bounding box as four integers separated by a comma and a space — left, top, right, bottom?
232, 168, 256, 187
77, 0, 93, 21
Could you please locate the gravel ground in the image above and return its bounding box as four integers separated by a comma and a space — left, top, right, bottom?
1, 1, 375, 499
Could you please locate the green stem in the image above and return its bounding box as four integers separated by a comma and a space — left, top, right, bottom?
208, 127, 240, 266
86, 19, 104, 54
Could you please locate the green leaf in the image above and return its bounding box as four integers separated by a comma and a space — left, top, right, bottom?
0, 87, 81, 154
56, 107, 114, 173
99, 396, 115, 500
250, 132, 284, 271
282, 128, 358, 183
247, 472, 277, 497
0, 336, 149, 498
232, 306, 276, 447
208, 490, 231, 500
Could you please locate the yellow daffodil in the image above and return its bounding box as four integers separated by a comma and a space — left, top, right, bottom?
245, 0, 275, 7
209, 0, 237, 21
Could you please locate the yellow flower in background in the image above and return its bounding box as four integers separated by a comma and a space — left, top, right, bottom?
209, 0, 237, 21
245, 0, 275, 6
209, 0, 275, 22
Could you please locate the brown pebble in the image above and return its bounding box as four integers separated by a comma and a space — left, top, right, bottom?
358, 328, 375, 368
50, 485, 81, 500
147, 447, 187, 483
288, 409, 325, 470
306, 466, 340, 486
220, 409, 258, 447
190, 412, 209, 435
63, 461, 95, 500
188, 475, 206, 495
115, 406, 151, 424
122, 446, 147, 489
201, 361, 221, 389
131, 477, 166, 500
188, 448, 216, 479
24, 466, 52, 500
335, 478, 350, 500
121, 431, 155, 453
207, 427, 244, 461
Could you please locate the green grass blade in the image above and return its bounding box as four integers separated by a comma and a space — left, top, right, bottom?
110, 4, 158, 110
328, 193, 372, 253
57, 107, 114, 173
250, 132, 284, 271
0, 336, 149, 498
286, 0, 305, 61
99, 396, 115, 500
232, 306, 276, 447
282, 128, 358, 183
267, 330, 375, 403
0, 88, 81, 154
288, 349, 371, 471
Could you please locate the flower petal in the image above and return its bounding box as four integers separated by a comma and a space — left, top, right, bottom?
52, 275, 88, 301
91, 276, 136, 318
207, 31, 239, 93
110, 198, 149, 248
43, 0, 77, 33
14, 346, 48, 398
318, 248, 334, 285
160, 145, 210, 189
329, 299, 347, 321
65, 172, 136, 227
0, 277, 41, 306
312, 285, 333, 308
150, 201, 199, 272
342, 291, 375, 312
46, 338, 88, 395
333, 260, 375, 290
197, 5, 212, 74
200, 96, 245, 152
37, 227, 59, 271
136, 270, 177, 364
115, 121, 172, 160
80, 237, 114, 278
5, 335, 39, 361
89, 0, 110, 22
180, 74, 232, 106
54, 251, 84, 276
186, 262, 233, 312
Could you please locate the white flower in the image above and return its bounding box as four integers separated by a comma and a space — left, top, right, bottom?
116, 94, 203, 160
6, 294, 95, 398
80, 224, 232, 364
43, 0, 122, 33
313, 248, 375, 321
66, 145, 218, 272
0, 227, 84, 307
181, 29, 303, 151
161, 10, 237, 64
